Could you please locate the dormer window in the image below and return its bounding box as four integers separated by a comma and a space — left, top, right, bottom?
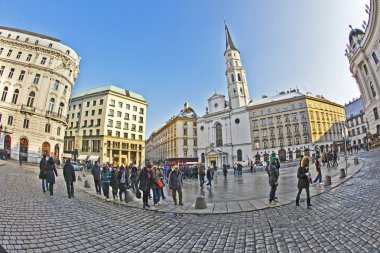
16, 36, 19, 40
25, 38, 29, 42
48, 43, 53, 48
7, 34, 11, 38
66, 50, 70, 55
214, 103, 218, 108
35, 40, 39, 45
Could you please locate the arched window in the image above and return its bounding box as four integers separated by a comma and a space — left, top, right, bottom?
63, 85, 68, 95
215, 122, 223, 147
11, 89, 19, 104
237, 73, 241, 81
48, 98, 55, 113
1, 86, 8, 101
58, 102, 64, 116
237, 149, 243, 161
27, 92, 35, 107
231, 74, 235, 82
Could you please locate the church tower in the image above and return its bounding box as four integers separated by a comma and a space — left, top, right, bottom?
224, 23, 250, 109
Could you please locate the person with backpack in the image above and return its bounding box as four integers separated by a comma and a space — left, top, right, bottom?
91, 161, 101, 195
296, 155, 312, 207
101, 165, 112, 201
313, 157, 323, 184
39, 154, 48, 193
266, 154, 279, 205
63, 158, 76, 198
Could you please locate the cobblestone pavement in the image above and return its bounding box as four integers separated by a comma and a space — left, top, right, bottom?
0, 151, 379, 253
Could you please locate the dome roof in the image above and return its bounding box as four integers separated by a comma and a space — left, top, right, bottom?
349, 28, 365, 46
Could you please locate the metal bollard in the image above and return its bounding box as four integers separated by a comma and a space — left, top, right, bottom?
339, 168, 346, 178
195, 196, 207, 209
324, 175, 332, 186
84, 180, 91, 188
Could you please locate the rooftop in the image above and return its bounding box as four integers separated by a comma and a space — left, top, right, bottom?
345, 97, 365, 120
0, 26, 60, 42
70, 85, 146, 102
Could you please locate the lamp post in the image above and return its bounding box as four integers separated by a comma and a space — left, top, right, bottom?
342, 125, 349, 175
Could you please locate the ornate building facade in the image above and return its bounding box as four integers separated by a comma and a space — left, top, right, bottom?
0, 26, 80, 163
145, 103, 198, 166
345, 97, 368, 146
346, 0, 380, 138
64, 85, 148, 166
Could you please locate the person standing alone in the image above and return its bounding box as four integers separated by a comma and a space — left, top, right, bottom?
63, 158, 76, 198
39, 155, 48, 193
169, 165, 184, 205
296, 155, 312, 207
91, 161, 101, 195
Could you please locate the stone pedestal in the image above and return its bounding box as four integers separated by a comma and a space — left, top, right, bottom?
195, 196, 207, 209
339, 168, 346, 178
84, 180, 91, 188
77, 176, 82, 181
324, 175, 331, 186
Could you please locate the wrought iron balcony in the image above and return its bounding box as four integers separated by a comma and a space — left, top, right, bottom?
21, 104, 36, 114
46, 111, 67, 124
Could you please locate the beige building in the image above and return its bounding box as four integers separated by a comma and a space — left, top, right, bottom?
248, 90, 346, 162
345, 97, 368, 146
146, 103, 198, 166
346, 0, 380, 139
0, 26, 80, 163
64, 85, 147, 166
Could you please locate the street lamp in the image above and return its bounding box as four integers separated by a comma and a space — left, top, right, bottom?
342, 124, 349, 175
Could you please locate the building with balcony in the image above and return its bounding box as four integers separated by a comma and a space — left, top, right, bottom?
248, 90, 346, 163
0, 26, 80, 163
64, 85, 147, 166
145, 103, 198, 166
345, 97, 368, 146
346, 0, 380, 140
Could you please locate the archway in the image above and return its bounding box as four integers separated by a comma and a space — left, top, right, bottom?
54, 144, 60, 161
295, 149, 302, 159
288, 150, 293, 160
4, 135, 11, 159
42, 142, 51, 156
255, 153, 261, 164
20, 137, 28, 162
278, 149, 286, 162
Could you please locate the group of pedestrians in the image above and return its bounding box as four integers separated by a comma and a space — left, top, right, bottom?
0, 149, 9, 160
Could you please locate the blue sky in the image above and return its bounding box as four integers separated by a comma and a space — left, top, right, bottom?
1, 0, 369, 137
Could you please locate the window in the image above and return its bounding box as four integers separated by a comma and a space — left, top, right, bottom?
124, 113, 129, 120
85, 111, 89, 116
124, 133, 128, 138
215, 122, 223, 147
83, 130, 87, 136
138, 126, 143, 132
116, 131, 120, 137
263, 141, 268, 149
8, 116, 13, 125
40, 57, 47, 65
194, 139, 198, 146
301, 111, 306, 120
108, 119, 113, 127
8, 68, 14, 78
1, 87, 8, 101
363, 64, 369, 75
21, 119, 29, 129
98, 109, 102, 115
108, 109, 114, 116
374, 108, 379, 120
91, 110, 95, 116
294, 125, 299, 133
261, 119, 266, 126
133, 106, 137, 112
0, 66, 4, 76
132, 115, 136, 121
183, 138, 188, 146
131, 124, 136, 131
48, 98, 55, 112
100, 99, 104, 105
96, 129, 100, 136
0, 48, 3, 55
110, 99, 115, 106
27, 92, 35, 107
93, 101, 96, 106
53, 80, 59, 91
304, 136, 309, 143
11, 89, 19, 104
139, 108, 144, 114
302, 123, 307, 131
33, 74, 40, 84
97, 119, 101, 126
26, 54, 32, 61
45, 124, 51, 133
116, 121, 121, 129
6, 49, 12, 57
16, 51, 22, 59
262, 129, 267, 137
370, 82, 377, 98
139, 116, 144, 123
372, 52, 379, 64
86, 101, 90, 107
118, 101, 123, 108
18, 70, 25, 81
237, 150, 243, 161
126, 104, 130, 110
287, 138, 292, 146
139, 135, 143, 140
124, 122, 129, 129
58, 102, 64, 116
237, 73, 241, 81
131, 134, 136, 140
231, 74, 235, 82
107, 130, 112, 136
117, 111, 122, 117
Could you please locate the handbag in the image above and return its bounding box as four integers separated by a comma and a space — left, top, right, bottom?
135, 189, 141, 199
157, 180, 164, 189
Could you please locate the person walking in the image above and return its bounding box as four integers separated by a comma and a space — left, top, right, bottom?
313, 157, 323, 185
151, 166, 161, 206
266, 155, 279, 205
63, 158, 76, 198
333, 152, 338, 167
39, 155, 49, 193
45, 157, 58, 196
158, 167, 166, 200
118, 166, 127, 202
110, 167, 119, 199
206, 167, 214, 188
199, 166, 206, 189
138, 164, 152, 208
296, 155, 312, 207
130, 164, 138, 192
223, 165, 228, 178
91, 161, 102, 195
101, 165, 112, 201
19, 152, 22, 166
168, 165, 183, 205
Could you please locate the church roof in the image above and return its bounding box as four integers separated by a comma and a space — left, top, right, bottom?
207, 92, 225, 101
225, 24, 238, 51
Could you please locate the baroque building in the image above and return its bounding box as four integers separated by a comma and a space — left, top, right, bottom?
145, 103, 198, 166
64, 85, 147, 166
346, 0, 380, 139
0, 26, 80, 163
345, 97, 368, 146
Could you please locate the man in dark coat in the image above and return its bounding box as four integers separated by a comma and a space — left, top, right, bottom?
91, 161, 101, 195
137, 165, 152, 208
63, 158, 76, 198
39, 155, 48, 193
46, 157, 58, 196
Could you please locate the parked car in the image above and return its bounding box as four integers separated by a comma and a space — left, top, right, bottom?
71, 161, 84, 171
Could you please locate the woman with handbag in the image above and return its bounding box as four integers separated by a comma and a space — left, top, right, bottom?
296, 156, 312, 207
151, 166, 163, 206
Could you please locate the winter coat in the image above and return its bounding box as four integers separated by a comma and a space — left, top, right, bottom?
101, 170, 112, 182
150, 172, 159, 189
91, 165, 101, 180
267, 165, 279, 186
39, 158, 47, 179
169, 170, 183, 190
130, 166, 138, 178
63, 161, 76, 182
297, 166, 310, 189
46, 158, 58, 184
110, 170, 119, 187
118, 170, 127, 186
138, 168, 151, 191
